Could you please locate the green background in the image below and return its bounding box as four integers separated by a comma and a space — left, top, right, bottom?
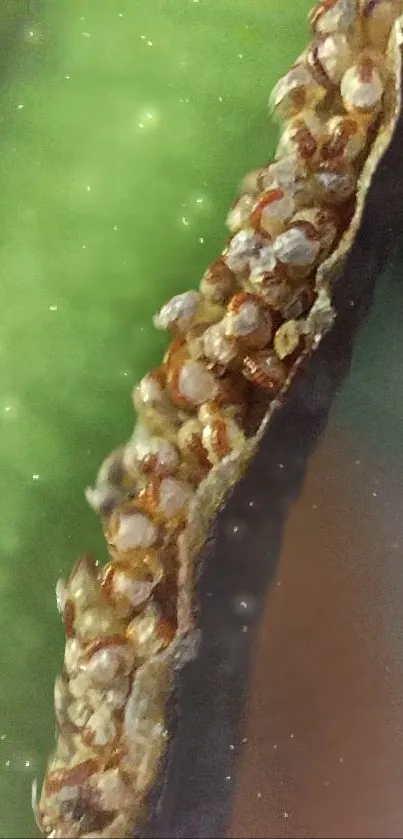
0, 2, 401, 837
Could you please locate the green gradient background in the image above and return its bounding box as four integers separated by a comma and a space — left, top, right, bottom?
1, 2, 401, 837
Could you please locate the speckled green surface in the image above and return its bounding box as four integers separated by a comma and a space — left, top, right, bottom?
0, 1, 313, 836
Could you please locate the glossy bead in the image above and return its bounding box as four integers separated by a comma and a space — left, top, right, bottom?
269, 62, 326, 120
166, 356, 218, 410
275, 110, 322, 160
198, 402, 245, 465
312, 157, 357, 204
340, 52, 384, 116
257, 154, 314, 207
106, 508, 159, 553
242, 350, 287, 392
306, 32, 353, 89
273, 222, 321, 274
202, 321, 238, 367
250, 188, 295, 237
139, 475, 193, 523
223, 228, 264, 274
309, 0, 358, 36
290, 207, 338, 260
123, 425, 179, 478
320, 114, 367, 162
153, 291, 202, 333
223, 292, 273, 350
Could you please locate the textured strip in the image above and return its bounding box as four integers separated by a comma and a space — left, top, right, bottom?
35, 3, 403, 837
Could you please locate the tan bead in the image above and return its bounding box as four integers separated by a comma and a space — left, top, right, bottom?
102, 555, 162, 617
199, 258, 237, 304
226, 194, 256, 233
361, 0, 401, 50
242, 350, 287, 393
223, 292, 273, 350
320, 114, 367, 163
274, 319, 302, 360
250, 188, 295, 237
126, 600, 175, 659
177, 418, 211, 475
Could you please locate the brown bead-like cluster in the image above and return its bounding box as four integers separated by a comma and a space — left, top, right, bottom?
36, 2, 402, 838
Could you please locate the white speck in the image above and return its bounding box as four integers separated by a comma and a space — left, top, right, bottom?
242, 625, 248, 633
229, 744, 235, 751
181, 216, 190, 227
65, 74, 70, 80
238, 53, 244, 59
25, 760, 31, 768
83, 32, 91, 38
277, 580, 281, 587
138, 121, 145, 129
118, 12, 123, 17
218, 96, 223, 102
284, 812, 289, 820
0, 735, 6, 741
32, 474, 40, 481
49, 304, 58, 311
279, 462, 284, 469
339, 757, 344, 763
225, 775, 232, 781
113, 225, 119, 231
147, 40, 153, 47
257, 791, 262, 799
290, 733, 295, 739
140, 34, 146, 40
86, 185, 91, 192
355, 459, 361, 465
196, 197, 204, 205
4, 406, 12, 414
273, 744, 278, 750
199, 237, 204, 244
312, 503, 317, 509
82, 244, 86, 249
5, 760, 10, 768
17, 104, 24, 110
242, 737, 248, 744
372, 491, 377, 497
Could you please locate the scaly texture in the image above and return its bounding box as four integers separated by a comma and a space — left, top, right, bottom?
35, 2, 403, 836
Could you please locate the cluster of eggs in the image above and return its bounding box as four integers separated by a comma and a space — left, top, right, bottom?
37, 2, 401, 837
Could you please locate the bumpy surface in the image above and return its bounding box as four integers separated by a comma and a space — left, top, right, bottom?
35, 2, 403, 837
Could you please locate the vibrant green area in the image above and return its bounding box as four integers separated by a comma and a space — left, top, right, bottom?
0, 1, 312, 835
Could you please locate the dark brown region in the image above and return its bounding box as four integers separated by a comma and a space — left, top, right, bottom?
229, 429, 403, 839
